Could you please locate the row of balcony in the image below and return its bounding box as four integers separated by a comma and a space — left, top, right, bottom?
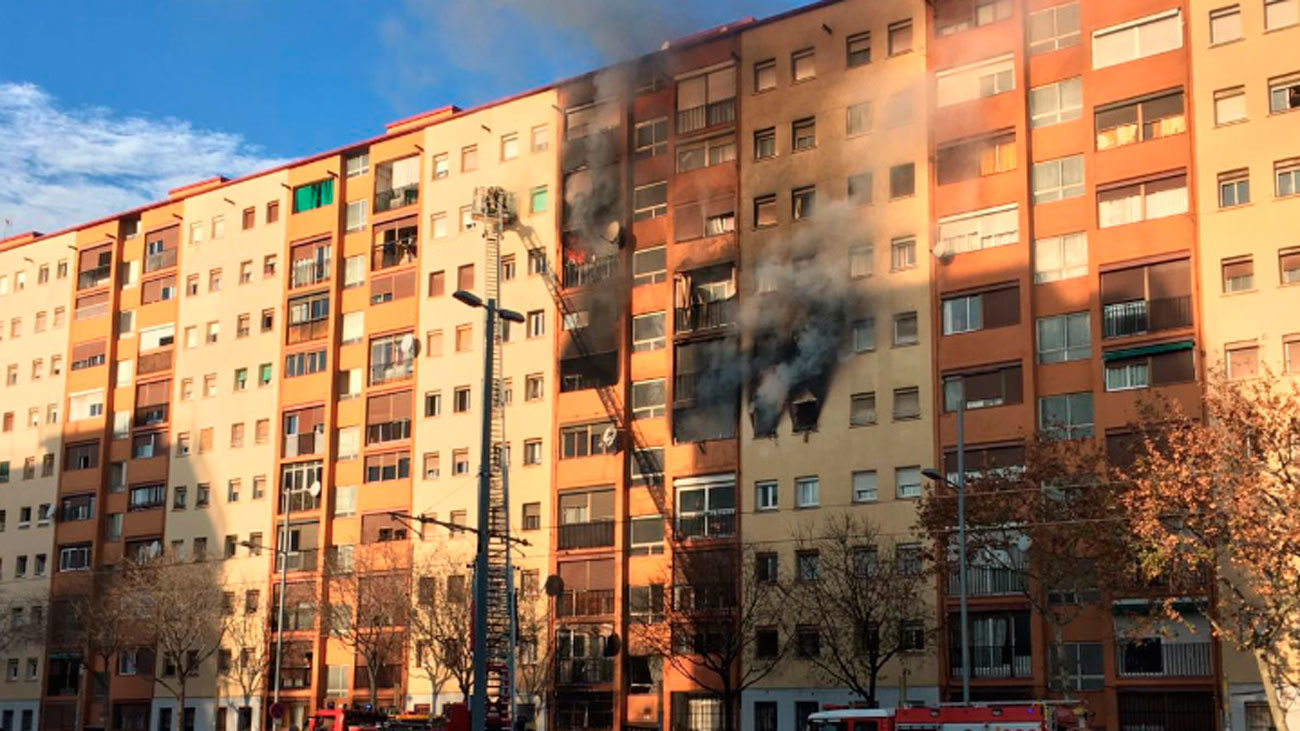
947, 641, 1211, 679
554, 512, 735, 551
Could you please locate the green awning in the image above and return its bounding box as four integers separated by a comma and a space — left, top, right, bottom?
1103, 340, 1194, 362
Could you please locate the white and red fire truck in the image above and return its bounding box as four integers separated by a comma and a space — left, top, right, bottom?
806, 702, 1085, 731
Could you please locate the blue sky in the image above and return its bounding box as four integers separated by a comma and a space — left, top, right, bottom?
0, 0, 805, 234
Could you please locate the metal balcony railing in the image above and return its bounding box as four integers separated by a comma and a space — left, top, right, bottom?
948, 566, 1026, 597
672, 583, 736, 612
1117, 641, 1212, 677
143, 249, 177, 273
556, 520, 616, 550
374, 183, 420, 213
674, 510, 736, 540
555, 589, 616, 618
555, 657, 615, 685
370, 360, 414, 385
951, 647, 1034, 678
674, 372, 700, 405
77, 266, 111, 290
562, 255, 620, 289
1103, 296, 1192, 338
675, 296, 737, 335
133, 405, 168, 428
676, 98, 736, 134
375, 237, 418, 270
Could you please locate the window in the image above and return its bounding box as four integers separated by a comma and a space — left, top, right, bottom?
528, 186, 547, 214
1227, 343, 1260, 380
891, 237, 917, 271
791, 186, 815, 221
364, 452, 411, 482
1034, 232, 1087, 283
935, 55, 1015, 107
527, 310, 545, 338
531, 124, 550, 152
1266, 0, 1299, 30
500, 133, 519, 161
753, 59, 776, 92
796, 551, 820, 582
633, 182, 667, 220
850, 392, 877, 427
1215, 86, 1247, 125
754, 127, 776, 160
1095, 90, 1186, 149
936, 132, 1017, 185
1223, 256, 1254, 292
1273, 159, 1300, 199
1219, 170, 1251, 208
792, 48, 815, 81
752, 195, 778, 229
847, 32, 871, 66
1244, 702, 1273, 731
893, 312, 919, 346
453, 386, 472, 413
942, 285, 1019, 334
630, 312, 666, 352
631, 379, 666, 420
1032, 155, 1084, 203
893, 467, 922, 499
1028, 3, 1081, 54
452, 451, 470, 476
676, 66, 736, 133
944, 363, 1023, 410
345, 150, 369, 177
525, 374, 545, 401
422, 453, 440, 480
1038, 392, 1094, 439
795, 476, 819, 508
893, 387, 921, 420
560, 421, 618, 459
755, 481, 778, 511
852, 470, 878, 502
1097, 172, 1189, 227
792, 117, 816, 151
852, 318, 876, 352
1281, 248, 1300, 284
1030, 77, 1083, 128
523, 439, 542, 466
1092, 10, 1184, 70
1210, 6, 1243, 44
292, 179, 334, 213
889, 163, 915, 198
1103, 342, 1194, 391
936, 204, 1019, 256
634, 118, 668, 158
461, 145, 478, 172
888, 19, 913, 55
1037, 312, 1091, 363
676, 135, 736, 173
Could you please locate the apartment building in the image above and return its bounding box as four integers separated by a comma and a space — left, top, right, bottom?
1187, 1, 1300, 729
927, 0, 1210, 728
737, 0, 939, 726
0, 231, 74, 731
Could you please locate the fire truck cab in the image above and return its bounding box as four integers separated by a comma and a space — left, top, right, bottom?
304, 708, 388, 731
807, 703, 1080, 731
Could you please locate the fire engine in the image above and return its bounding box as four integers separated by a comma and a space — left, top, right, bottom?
806, 702, 1085, 731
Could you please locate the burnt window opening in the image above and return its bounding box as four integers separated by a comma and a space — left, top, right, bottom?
560, 352, 619, 392
789, 393, 821, 433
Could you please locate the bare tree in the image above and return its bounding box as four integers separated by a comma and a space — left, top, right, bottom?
630, 547, 785, 731
1122, 370, 1300, 730
917, 436, 1129, 699
783, 512, 930, 706
513, 589, 554, 725
0, 598, 47, 654
49, 571, 142, 730
321, 544, 412, 704
118, 555, 231, 731
408, 549, 474, 710
222, 588, 273, 731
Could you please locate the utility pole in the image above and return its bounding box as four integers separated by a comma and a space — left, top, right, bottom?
925, 380, 970, 704
471, 297, 498, 731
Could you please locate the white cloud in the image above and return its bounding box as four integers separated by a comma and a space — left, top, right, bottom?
0, 82, 286, 235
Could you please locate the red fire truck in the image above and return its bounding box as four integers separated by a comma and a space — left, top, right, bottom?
806, 702, 1085, 731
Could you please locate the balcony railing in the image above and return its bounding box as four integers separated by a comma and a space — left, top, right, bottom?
557, 520, 616, 550
133, 405, 168, 428
1117, 641, 1212, 677
948, 567, 1026, 597
281, 489, 322, 514
675, 296, 737, 335
1103, 296, 1193, 339
562, 255, 620, 289
675, 509, 736, 540
78, 266, 111, 290
275, 549, 319, 573
290, 255, 331, 289
370, 360, 415, 385
366, 420, 411, 445
374, 184, 420, 213
676, 98, 736, 134
555, 589, 616, 618
672, 583, 736, 612
951, 647, 1034, 678
282, 431, 323, 458
137, 349, 173, 376
277, 667, 312, 690
287, 319, 330, 344
143, 249, 177, 273
555, 657, 615, 685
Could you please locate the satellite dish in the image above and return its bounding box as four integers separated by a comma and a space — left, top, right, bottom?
601, 426, 618, 448
936, 248, 955, 265
308, 481, 322, 498
400, 334, 417, 356
601, 221, 622, 245
544, 575, 565, 597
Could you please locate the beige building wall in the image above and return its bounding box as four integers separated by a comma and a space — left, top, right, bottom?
738, 0, 938, 719
0, 231, 75, 727
1188, 3, 1300, 729
168, 173, 287, 726
407, 90, 560, 713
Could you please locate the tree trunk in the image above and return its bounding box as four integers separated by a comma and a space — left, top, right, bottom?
721, 689, 736, 731
1051, 623, 1072, 702
177, 681, 188, 731
868, 662, 879, 708
369, 664, 379, 708
1257, 658, 1294, 731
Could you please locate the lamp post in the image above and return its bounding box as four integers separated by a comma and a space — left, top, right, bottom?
922, 378, 969, 704
452, 289, 525, 731
240, 532, 291, 730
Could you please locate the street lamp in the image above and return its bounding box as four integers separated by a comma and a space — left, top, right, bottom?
922, 377, 970, 705
453, 289, 523, 731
